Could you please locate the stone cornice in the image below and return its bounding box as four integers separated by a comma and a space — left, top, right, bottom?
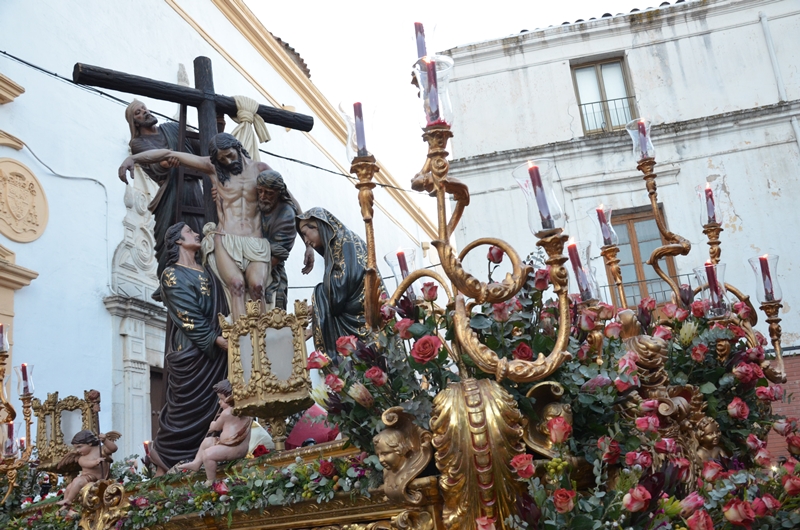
103, 295, 166, 326
0, 73, 25, 104
0, 245, 37, 291
0, 130, 23, 150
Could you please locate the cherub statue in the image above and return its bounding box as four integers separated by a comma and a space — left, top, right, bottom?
696, 416, 728, 461
176, 380, 252, 484
372, 407, 432, 505
56, 430, 120, 506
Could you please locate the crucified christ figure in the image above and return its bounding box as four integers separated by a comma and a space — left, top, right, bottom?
119, 132, 313, 319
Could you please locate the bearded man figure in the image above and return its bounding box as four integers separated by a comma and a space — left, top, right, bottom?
120, 133, 302, 319
122, 100, 204, 300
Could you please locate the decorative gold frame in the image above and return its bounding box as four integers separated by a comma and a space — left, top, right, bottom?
32, 389, 100, 474
220, 299, 313, 420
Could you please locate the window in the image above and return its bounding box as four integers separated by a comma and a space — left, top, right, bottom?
604, 206, 683, 308
572, 59, 636, 134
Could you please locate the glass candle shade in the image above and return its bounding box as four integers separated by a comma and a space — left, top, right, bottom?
338, 100, 374, 162
566, 239, 599, 302
14, 364, 33, 397
384, 248, 418, 299
512, 159, 565, 233
1, 422, 17, 458
696, 182, 723, 226
626, 118, 656, 162
587, 204, 619, 247
693, 262, 731, 318
413, 55, 454, 128
749, 254, 781, 303
0, 323, 7, 353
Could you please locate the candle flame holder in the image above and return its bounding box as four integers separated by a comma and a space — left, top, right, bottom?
0, 348, 35, 503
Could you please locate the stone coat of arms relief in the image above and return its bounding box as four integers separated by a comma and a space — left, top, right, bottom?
0, 158, 48, 243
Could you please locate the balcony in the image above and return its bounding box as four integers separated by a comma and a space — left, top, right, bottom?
579, 96, 636, 134
597, 273, 694, 309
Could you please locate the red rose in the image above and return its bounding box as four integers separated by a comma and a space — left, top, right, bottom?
553, 489, 576, 513
487, 245, 504, 264
635, 414, 659, 432
597, 436, 621, 464
319, 460, 335, 478
680, 492, 705, 516
547, 416, 572, 444
691, 300, 707, 318
672, 457, 691, 481
306, 350, 331, 370
691, 344, 708, 363
755, 448, 772, 466
702, 461, 724, 482
756, 385, 782, 402
622, 485, 651, 512
512, 342, 533, 361
662, 303, 678, 318
652, 325, 672, 341
727, 397, 750, 420
336, 335, 358, 357
364, 367, 388, 387
784, 474, 800, 496
421, 282, 438, 302
733, 362, 763, 384
756, 331, 768, 346
533, 268, 550, 291
253, 444, 270, 457
747, 346, 765, 361
394, 318, 414, 340
213, 481, 229, 495
605, 321, 622, 339
786, 434, 800, 456
687, 510, 714, 530
722, 498, 755, 527
675, 308, 690, 322
638, 297, 656, 312
729, 325, 746, 339
325, 373, 345, 392
133, 497, 149, 508
411, 335, 442, 364
625, 450, 652, 468
510, 453, 535, 479
655, 438, 677, 454
614, 375, 639, 393
733, 301, 751, 320
774, 418, 799, 436
746, 434, 766, 451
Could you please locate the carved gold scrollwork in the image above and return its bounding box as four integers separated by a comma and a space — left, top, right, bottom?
374, 407, 433, 505
79, 480, 129, 530
392, 510, 434, 530
32, 389, 100, 474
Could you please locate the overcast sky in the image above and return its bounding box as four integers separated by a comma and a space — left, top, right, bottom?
249, 1, 659, 189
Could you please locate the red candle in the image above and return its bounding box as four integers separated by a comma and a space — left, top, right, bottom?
528, 163, 553, 230
143, 441, 151, 457
414, 22, 427, 59
353, 102, 367, 157
759, 255, 775, 301
637, 120, 649, 159
20, 363, 29, 395
568, 240, 592, 300
424, 58, 440, 125
705, 184, 716, 224
4, 422, 13, 456
704, 261, 721, 308
596, 205, 613, 246
18, 437, 25, 453
396, 250, 416, 300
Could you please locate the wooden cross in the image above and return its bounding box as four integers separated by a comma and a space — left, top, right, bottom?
73, 56, 314, 222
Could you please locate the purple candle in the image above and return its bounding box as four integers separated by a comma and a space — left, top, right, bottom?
568, 240, 592, 300
414, 22, 427, 59
528, 163, 553, 230
353, 102, 367, 157
637, 120, 649, 159
396, 250, 416, 301
705, 261, 721, 308
705, 184, 716, 224
759, 255, 775, 301
20, 363, 29, 395
596, 205, 613, 246
424, 58, 440, 125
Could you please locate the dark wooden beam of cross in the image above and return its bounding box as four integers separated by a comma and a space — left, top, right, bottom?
73, 56, 314, 221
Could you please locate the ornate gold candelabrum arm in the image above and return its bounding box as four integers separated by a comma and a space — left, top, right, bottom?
600, 244, 627, 308
760, 300, 786, 383
702, 221, 723, 265
637, 158, 692, 306
350, 154, 383, 331
0, 350, 35, 503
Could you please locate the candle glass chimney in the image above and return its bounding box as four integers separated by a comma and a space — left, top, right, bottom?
384, 248, 419, 298
693, 262, 731, 318
567, 239, 600, 302
511, 159, 565, 234
625, 118, 655, 162
413, 55, 455, 128
338, 101, 373, 162
587, 205, 619, 247
13, 364, 34, 397
1, 421, 18, 458
748, 255, 781, 303
696, 182, 723, 226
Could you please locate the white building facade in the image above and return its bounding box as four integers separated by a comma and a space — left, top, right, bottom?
0, 0, 437, 457
443, 0, 800, 347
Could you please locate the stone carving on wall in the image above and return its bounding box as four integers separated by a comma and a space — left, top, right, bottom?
0, 158, 48, 243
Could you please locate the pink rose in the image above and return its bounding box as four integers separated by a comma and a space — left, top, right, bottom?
680, 491, 705, 516
733, 301, 751, 320
614, 375, 640, 393
756, 385, 782, 402
727, 397, 750, 420
638, 297, 656, 312
325, 374, 344, 392
512, 342, 533, 361
579, 310, 597, 331
581, 374, 612, 393
640, 399, 660, 412
729, 325, 746, 339
576, 341, 590, 361
604, 321, 622, 339
421, 282, 438, 302
380, 304, 396, 320
618, 350, 640, 373
672, 457, 691, 481
691, 344, 708, 363
733, 362, 763, 384
755, 448, 772, 466
622, 485, 652, 512
487, 245, 504, 264
533, 268, 550, 291
784, 475, 800, 496
553, 489, 576, 513
492, 302, 510, 322
394, 318, 414, 340
347, 382, 374, 408
722, 498, 755, 527
691, 300, 707, 317
746, 346, 765, 361
411, 335, 443, 364
213, 480, 229, 495
675, 308, 690, 322
133, 497, 149, 508
547, 416, 572, 444
510, 453, 535, 479
653, 325, 672, 341
756, 331, 768, 346
774, 418, 799, 436
598, 436, 621, 464
655, 438, 677, 454
336, 335, 358, 357
475, 516, 496, 530
596, 302, 615, 320
702, 461, 724, 482
746, 434, 766, 451
761, 494, 780, 512
663, 303, 678, 318
635, 414, 660, 432
687, 510, 714, 530
306, 350, 331, 369
364, 367, 388, 387
625, 450, 653, 468
786, 434, 800, 456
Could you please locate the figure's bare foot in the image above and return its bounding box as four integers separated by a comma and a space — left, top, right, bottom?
204, 479, 213, 487
56, 500, 69, 507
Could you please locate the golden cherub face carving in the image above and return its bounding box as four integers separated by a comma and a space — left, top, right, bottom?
374, 432, 409, 472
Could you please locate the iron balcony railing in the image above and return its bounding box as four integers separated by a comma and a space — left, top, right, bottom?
597, 273, 695, 309
579, 96, 636, 133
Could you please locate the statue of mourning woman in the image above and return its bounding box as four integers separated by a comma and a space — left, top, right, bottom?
296, 208, 379, 360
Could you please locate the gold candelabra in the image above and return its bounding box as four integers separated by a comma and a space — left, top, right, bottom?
0, 348, 35, 503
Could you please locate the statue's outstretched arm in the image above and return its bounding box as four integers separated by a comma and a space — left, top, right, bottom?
119, 149, 214, 183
